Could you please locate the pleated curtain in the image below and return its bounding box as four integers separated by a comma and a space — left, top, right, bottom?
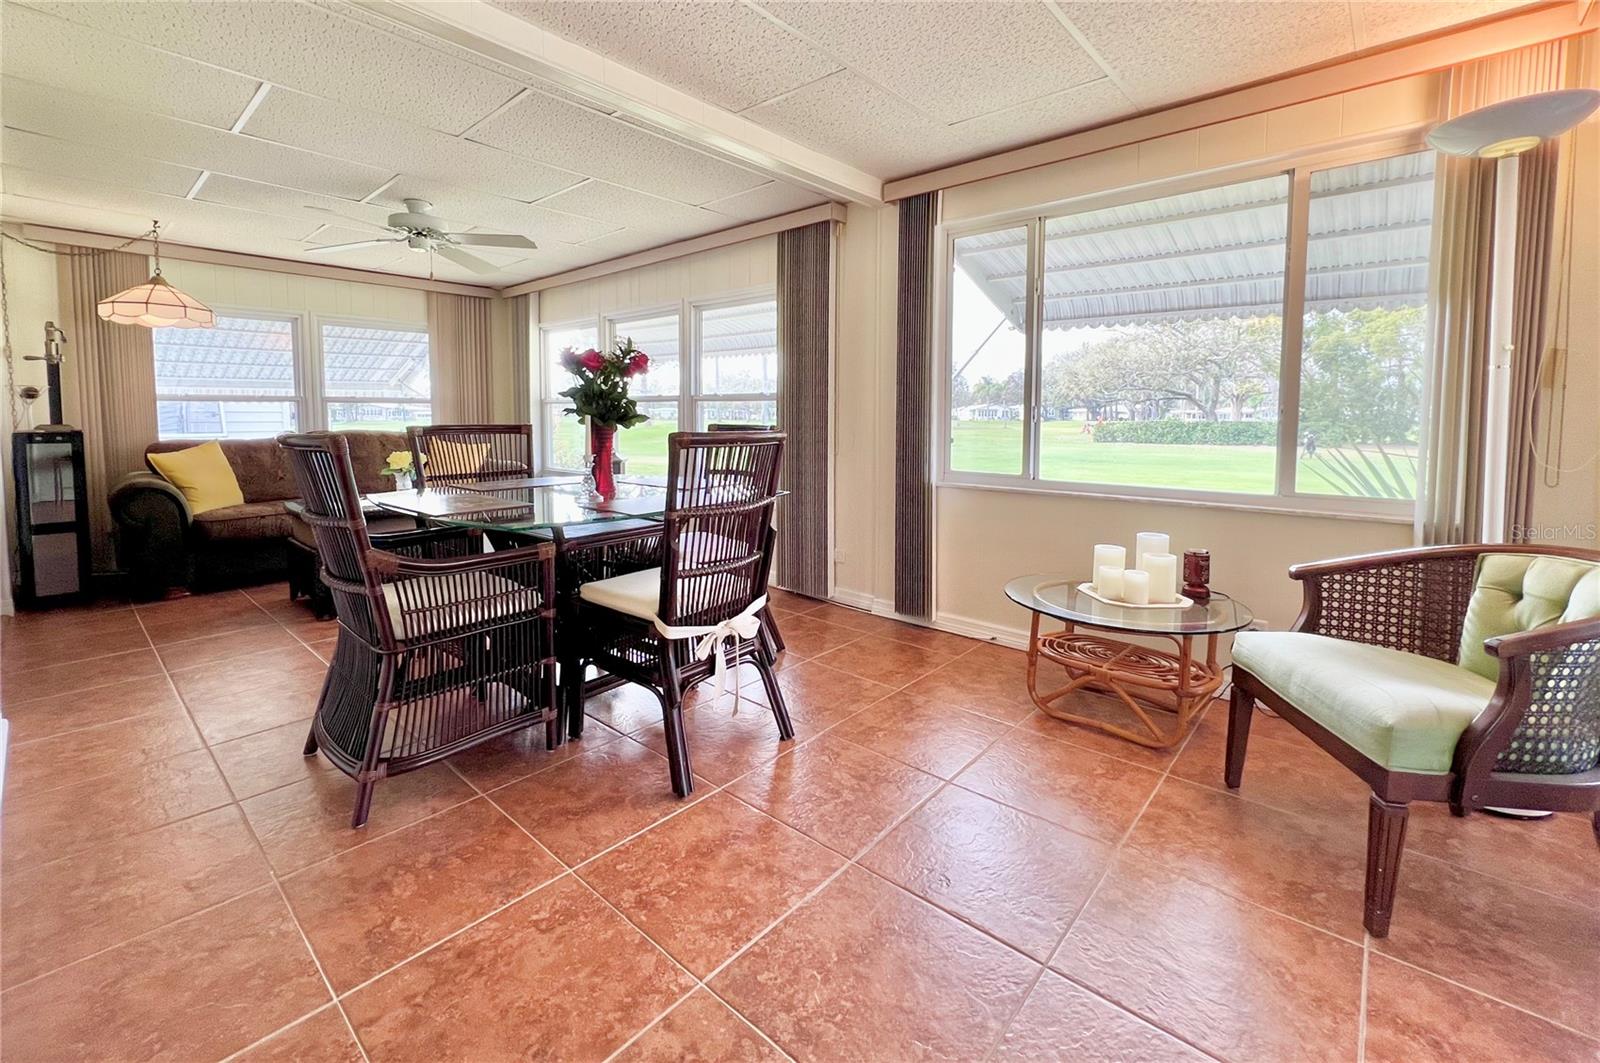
426, 292, 494, 423
1504, 138, 1559, 542
58, 248, 158, 572
509, 293, 534, 423
775, 221, 833, 599
894, 192, 937, 618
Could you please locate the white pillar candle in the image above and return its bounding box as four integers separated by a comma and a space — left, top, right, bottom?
1095, 565, 1124, 601
1122, 568, 1151, 605
1092, 545, 1126, 590
1135, 532, 1170, 571
1144, 552, 1178, 603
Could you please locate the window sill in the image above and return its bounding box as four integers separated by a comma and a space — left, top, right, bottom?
935, 477, 1414, 525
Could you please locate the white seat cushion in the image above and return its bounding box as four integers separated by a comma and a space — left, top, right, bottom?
578, 567, 661, 621
381, 573, 535, 639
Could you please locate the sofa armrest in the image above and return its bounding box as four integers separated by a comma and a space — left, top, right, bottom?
1288, 547, 1481, 662
109, 472, 193, 600
1453, 615, 1600, 800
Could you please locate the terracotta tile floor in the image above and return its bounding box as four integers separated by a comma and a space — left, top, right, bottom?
2, 584, 1597, 1062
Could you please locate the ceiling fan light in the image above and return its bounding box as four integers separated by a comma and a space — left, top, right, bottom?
1427, 88, 1600, 157
97, 273, 216, 329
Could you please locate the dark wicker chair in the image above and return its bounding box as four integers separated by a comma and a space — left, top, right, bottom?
279, 432, 559, 828
706, 422, 785, 660
571, 431, 793, 796
409, 423, 535, 487
1228, 543, 1600, 936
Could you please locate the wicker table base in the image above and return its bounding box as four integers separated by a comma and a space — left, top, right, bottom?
1024, 612, 1223, 750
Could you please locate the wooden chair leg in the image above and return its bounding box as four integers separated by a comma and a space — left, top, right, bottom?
755, 651, 795, 741
760, 605, 786, 657
1592, 810, 1599, 847
302, 722, 319, 756
350, 779, 377, 829
1365, 795, 1410, 938
560, 654, 586, 741
1224, 683, 1254, 789
659, 650, 694, 798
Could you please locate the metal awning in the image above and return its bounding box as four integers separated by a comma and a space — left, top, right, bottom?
954, 151, 1435, 330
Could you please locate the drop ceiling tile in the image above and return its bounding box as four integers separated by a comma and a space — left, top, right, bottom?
534, 179, 725, 235
703, 180, 828, 223
0, 129, 202, 199
758, 0, 1102, 124
741, 69, 956, 177
1352, 1, 1527, 49
490, 0, 839, 113
241, 88, 585, 204
17, 0, 523, 135
1, 3, 259, 130
1057, 2, 1355, 108
194, 174, 392, 229
467, 89, 768, 204
1, 78, 393, 201
0, 193, 155, 238
374, 182, 620, 246
949, 77, 1135, 159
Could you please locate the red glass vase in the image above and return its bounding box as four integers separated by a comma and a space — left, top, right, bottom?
589, 423, 617, 500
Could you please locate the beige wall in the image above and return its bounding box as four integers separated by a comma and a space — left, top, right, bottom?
830, 54, 1600, 645
536, 237, 776, 326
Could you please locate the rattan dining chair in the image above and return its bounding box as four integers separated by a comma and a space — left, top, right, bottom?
706, 422, 786, 660
409, 423, 535, 487
280, 432, 559, 828
570, 431, 793, 796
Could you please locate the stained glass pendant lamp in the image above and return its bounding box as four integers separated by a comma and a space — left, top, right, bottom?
96, 220, 215, 328
1427, 88, 1600, 158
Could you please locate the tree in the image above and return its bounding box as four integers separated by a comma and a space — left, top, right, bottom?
1298, 306, 1425, 446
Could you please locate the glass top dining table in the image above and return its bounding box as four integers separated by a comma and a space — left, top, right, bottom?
366, 475, 669, 536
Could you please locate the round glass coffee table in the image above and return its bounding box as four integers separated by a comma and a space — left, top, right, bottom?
1005, 574, 1254, 750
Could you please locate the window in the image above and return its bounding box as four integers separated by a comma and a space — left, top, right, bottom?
154, 314, 299, 440
609, 311, 680, 479
694, 299, 778, 430
321, 322, 431, 431
942, 149, 1434, 513
540, 322, 598, 472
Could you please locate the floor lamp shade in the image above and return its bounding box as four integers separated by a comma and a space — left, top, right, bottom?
1427, 89, 1600, 158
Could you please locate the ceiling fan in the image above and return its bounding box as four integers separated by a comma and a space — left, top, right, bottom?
303, 198, 536, 275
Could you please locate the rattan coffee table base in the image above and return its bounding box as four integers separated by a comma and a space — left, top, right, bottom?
1025, 614, 1223, 750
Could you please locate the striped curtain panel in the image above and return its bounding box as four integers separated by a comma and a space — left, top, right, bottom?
426, 292, 494, 422
1504, 138, 1559, 542
58, 248, 158, 572
894, 192, 937, 617
509, 292, 534, 423
775, 221, 832, 598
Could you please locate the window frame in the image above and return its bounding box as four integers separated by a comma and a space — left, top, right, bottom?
935, 135, 1431, 522
153, 306, 306, 441
314, 314, 434, 432
688, 293, 781, 431
534, 286, 779, 475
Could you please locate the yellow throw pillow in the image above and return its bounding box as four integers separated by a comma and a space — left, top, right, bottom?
428, 439, 492, 477
147, 441, 245, 515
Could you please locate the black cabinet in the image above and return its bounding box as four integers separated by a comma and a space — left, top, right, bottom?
12, 429, 91, 606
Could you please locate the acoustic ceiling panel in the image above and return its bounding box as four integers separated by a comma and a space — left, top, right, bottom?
533, 179, 725, 235
467, 89, 768, 205
18, 0, 524, 136
741, 69, 957, 177
0, 129, 202, 199
759, 0, 1103, 124
1352, 1, 1526, 49
1, 3, 260, 130
242, 87, 586, 205
949, 77, 1134, 161
491, 0, 840, 113
701, 180, 828, 223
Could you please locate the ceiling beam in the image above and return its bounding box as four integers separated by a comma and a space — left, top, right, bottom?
884, 1, 1598, 201
500, 203, 847, 296
12, 223, 497, 297
366, 0, 883, 207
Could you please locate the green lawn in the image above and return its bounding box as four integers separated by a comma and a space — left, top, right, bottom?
949, 420, 1415, 499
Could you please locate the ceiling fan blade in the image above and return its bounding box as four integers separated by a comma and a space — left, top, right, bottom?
304, 239, 402, 254
451, 233, 537, 249
304, 205, 394, 233
435, 244, 501, 275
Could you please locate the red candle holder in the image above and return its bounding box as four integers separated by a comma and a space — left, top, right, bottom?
1183, 549, 1211, 601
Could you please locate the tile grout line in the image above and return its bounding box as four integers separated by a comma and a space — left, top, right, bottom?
136, 596, 376, 1063
1357, 935, 1371, 1063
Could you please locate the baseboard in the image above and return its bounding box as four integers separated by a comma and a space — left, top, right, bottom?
827, 587, 876, 612
814, 587, 1030, 651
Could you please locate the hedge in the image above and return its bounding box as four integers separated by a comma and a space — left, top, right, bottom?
1092, 419, 1276, 446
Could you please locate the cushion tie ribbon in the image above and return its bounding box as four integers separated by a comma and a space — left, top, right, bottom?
652, 595, 768, 712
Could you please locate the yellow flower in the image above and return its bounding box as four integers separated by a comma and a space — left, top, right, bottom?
383, 451, 414, 473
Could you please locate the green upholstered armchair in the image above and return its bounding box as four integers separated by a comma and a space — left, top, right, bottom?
1227, 544, 1600, 937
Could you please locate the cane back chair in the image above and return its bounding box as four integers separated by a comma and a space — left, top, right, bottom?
1227, 543, 1600, 936
280, 432, 558, 827
571, 431, 792, 796
409, 423, 535, 487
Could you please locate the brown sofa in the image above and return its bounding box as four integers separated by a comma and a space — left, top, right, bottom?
109, 432, 409, 600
